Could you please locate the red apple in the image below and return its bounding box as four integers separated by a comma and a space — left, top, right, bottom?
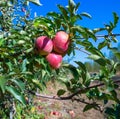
53, 31, 70, 55
69, 110, 75, 118
35, 36, 53, 55
46, 53, 62, 69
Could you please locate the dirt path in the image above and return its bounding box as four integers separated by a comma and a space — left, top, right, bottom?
34, 81, 104, 119
34, 97, 104, 119
33, 74, 120, 119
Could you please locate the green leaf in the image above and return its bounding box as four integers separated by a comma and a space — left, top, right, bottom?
110, 48, 120, 59
75, 2, 80, 11
83, 104, 94, 112
28, 0, 42, 6
87, 47, 104, 57
80, 12, 92, 19
93, 28, 105, 33
112, 36, 118, 43
0, 76, 7, 93
6, 86, 26, 105
57, 89, 66, 96
6, 62, 12, 71
98, 40, 108, 50
70, 15, 82, 24
75, 61, 87, 72
11, 79, 25, 92
32, 79, 43, 90
68, 0, 76, 13
109, 21, 114, 28
88, 54, 106, 66
0, 38, 4, 46
25, 48, 33, 53
76, 40, 93, 48
113, 12, 119, 26
114, 52, 120, 59
57, 5, 68, 21
71, 26, 85, 33
69, 0, 76, 8
85, 29, 96, 41
110, 90, 119, 102
21, 58, 28, 72
47, 12, 60, 19
67, 64, 79, 80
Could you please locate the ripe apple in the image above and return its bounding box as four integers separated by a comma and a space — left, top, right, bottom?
46, 53, 62, 69
53, 31, 70, 55
35, 36, 53, 55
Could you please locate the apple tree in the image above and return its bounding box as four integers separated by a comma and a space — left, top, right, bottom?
0, 0, 120, 118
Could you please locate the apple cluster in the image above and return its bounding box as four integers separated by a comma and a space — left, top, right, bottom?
35, 31, 70, 69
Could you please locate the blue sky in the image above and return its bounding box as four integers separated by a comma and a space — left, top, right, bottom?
30, 0, 120, 64
30, 0, 120, 28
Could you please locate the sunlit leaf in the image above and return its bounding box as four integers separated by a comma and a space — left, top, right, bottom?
57, 5, 68, 21
88, 54, 106, 66
93, 28, 105, 33
68, 0, 76, 13
28, 0, 42, 6
32, 79, 43, 90
0, 38, 4, 46
47, 12, 60, 19
75, 2, 80, 11
71, 26, 85, 33
85, 29, 96, 40
98, 41, 108, 50
87, 47, 104, 57
80, 12, 92, 19
75, 61, 87, 72
112, 36, 118, 43
21, 58, 28, 72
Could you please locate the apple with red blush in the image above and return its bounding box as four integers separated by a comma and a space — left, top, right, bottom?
35, 36, 53, 55
46, 53, 62, 69
53, 31, 70, 55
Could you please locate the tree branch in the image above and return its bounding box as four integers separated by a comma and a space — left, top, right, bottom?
74, 47, 90, 55
29, 79, 120, 101
95, 33, 120, 38
79, 33, 120, 39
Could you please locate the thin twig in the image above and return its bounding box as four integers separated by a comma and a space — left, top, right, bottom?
28, 79, 120, 113
74, 47, 90, 55
72, 97, 103, 112
95, 33, 120, 38
29, 79, 120, 101
79, 33, 120, 39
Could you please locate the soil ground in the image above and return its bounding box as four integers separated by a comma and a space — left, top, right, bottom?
33, 74, 120, 119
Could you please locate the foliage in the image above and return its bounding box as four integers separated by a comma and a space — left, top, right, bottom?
14, 103, 45, 119
105, 103, 120, 119
0, 0, 120, 118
